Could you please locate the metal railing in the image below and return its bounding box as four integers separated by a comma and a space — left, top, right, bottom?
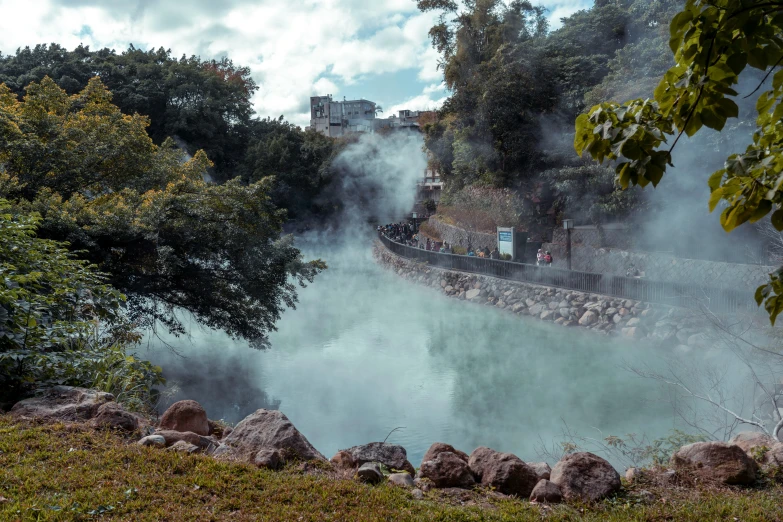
379, 234, 756, 314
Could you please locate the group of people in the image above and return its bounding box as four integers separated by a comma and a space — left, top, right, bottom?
381, 223, 551, 263
379, 222, 415, 244
466, 246, 501, 259
536, 249, 554, 266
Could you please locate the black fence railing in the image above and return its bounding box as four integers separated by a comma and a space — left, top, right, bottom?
379, 234, 756, 315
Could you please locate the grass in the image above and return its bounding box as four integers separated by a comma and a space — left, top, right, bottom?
2, 416, 783, 521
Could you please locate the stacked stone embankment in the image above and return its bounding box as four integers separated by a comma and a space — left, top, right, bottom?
374, 240, 714, 346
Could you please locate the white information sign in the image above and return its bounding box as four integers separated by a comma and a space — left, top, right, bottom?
497, 227, 515, 259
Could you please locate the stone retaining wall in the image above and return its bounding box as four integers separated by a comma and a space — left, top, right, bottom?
374, 241, 713, 346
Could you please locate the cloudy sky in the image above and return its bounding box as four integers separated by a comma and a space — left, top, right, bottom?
0, 0, 591, 127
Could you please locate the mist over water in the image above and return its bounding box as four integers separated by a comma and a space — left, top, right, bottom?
144, 233, 744, 467
143, 132, 748, 469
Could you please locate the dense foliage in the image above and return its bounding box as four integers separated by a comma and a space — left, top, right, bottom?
0, 44, 339, 216
0, 77, 324, 341
574, 0, 783, 323
0, 200, 162, 408
417, 0, 682, 227
0, 44, 255, 180
239, 117, 339, 220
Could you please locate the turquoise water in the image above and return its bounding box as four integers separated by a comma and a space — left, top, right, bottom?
144, 239, 733, 468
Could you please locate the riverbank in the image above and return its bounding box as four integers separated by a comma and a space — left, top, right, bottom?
373, 240, 724, 346
3, 416, 783, 522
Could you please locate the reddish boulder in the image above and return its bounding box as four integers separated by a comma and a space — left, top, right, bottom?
159, 400, 209, 436
529, 479, 562, 503
550, 452, 621, 501
330, 450, 356, 471
419, 451, 475, 489
468, 446, 538, 497
421, 442, 469, 464
671, 442, 758, 485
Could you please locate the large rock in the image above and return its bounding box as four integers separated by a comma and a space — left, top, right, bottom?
341, 442, 415, 475
219, 409, 325, 462
159, 400, 209, 436
421, 442, 469, 464
357, 462, 383, 484
89, 402, 143, 432
529, 479, 562, 503
550, 452, 621, 501
419, 451, 476, 489
11, 386, 114, 422
466, 289, 481, 300
671, 442, 758, 485
468, 447, 538, 497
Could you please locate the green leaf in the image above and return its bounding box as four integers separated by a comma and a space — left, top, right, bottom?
707, 169, 724, 191
708, 188, 724, 212
716, 98, 739, 119
726, 52, 748, 75
684, 112, 702, 137
749, 199, 772, 223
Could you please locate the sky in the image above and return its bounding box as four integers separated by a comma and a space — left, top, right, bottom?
0, 0, 592, 127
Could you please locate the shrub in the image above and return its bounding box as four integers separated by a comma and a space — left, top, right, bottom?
452, 246, 468, 255
0, 200, 161, 409
438, 186, 523, 232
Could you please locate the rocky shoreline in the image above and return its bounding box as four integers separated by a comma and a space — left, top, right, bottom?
7, 385, 781, 509
373, 240, 718, 347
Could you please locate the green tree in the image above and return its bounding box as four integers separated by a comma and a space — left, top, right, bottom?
0, 77, 324, 341
0, 44, 257, 180
574, 0, 783, 323
0, 199, 164, 408
240, 117, 336, 219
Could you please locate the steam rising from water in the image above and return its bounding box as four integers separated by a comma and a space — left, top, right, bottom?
144, 131, 749, 468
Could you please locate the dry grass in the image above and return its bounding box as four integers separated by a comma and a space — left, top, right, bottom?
2, 416, 783, 521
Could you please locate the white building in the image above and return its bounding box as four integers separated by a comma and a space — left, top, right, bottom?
309, 96, 437, 137
309, 95, 378, 137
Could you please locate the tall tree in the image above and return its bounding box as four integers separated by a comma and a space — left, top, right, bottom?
0, 77, 323, 342
0, 44, 257, 180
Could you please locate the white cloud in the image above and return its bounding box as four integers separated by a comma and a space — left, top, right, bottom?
0, 0, 591, 126
386, 88, 448, 116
